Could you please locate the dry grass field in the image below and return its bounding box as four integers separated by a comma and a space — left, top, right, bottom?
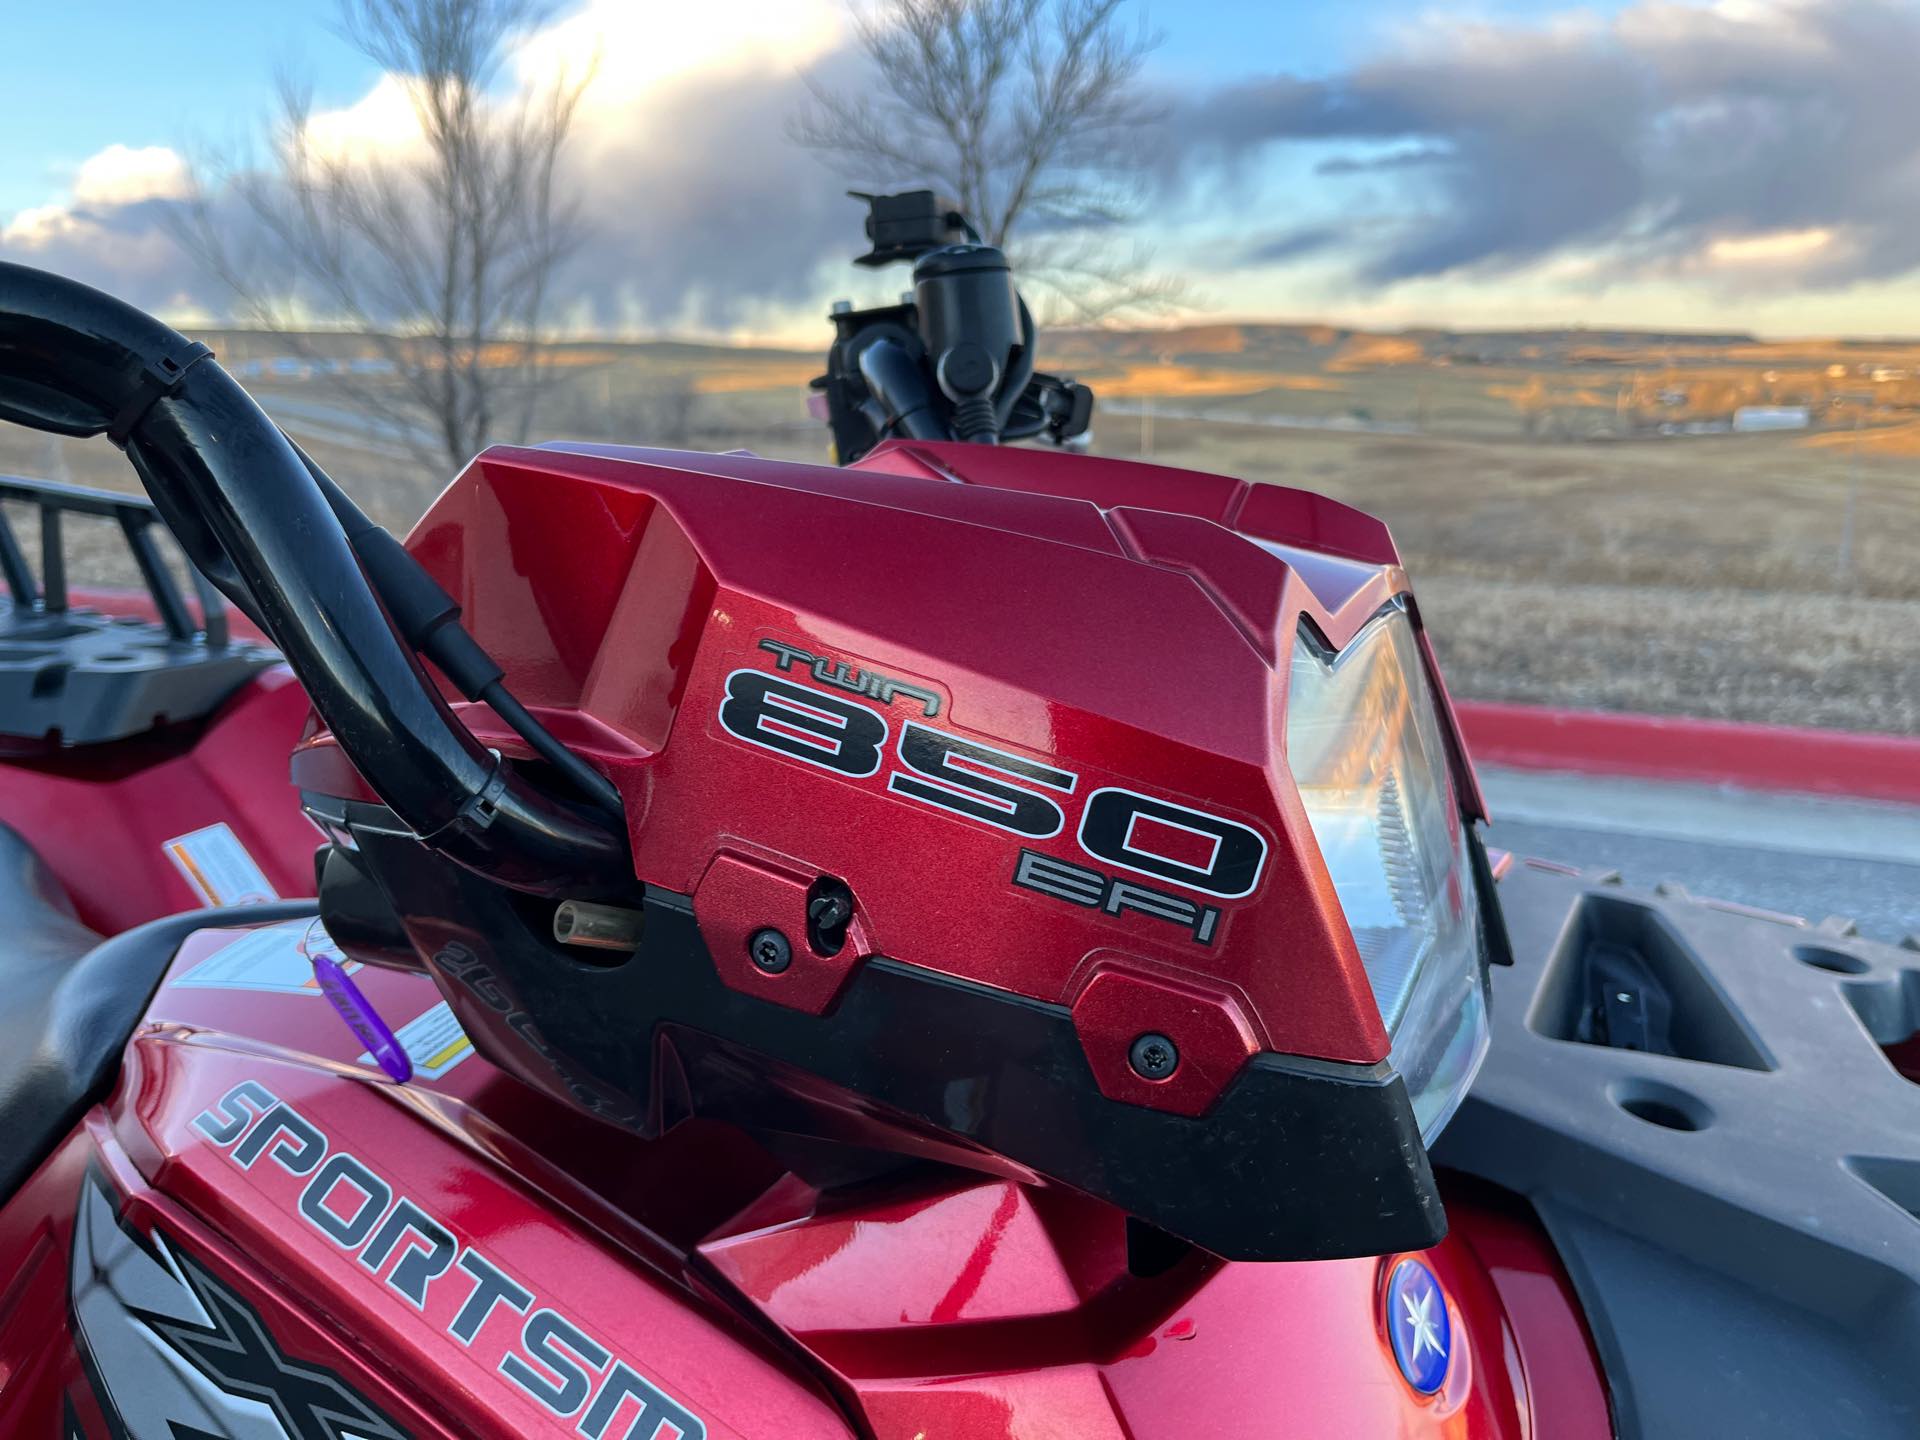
1096, 420, 1920, 733
4, 319, 1916, 735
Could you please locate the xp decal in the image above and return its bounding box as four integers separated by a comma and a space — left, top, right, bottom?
191, 1082, 707, 1440
716, 642, 1271, 923
68, 1169, 408, 1440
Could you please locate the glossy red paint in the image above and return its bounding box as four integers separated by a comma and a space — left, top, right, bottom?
1447, 1180, 1614, 1440
0, 1121, 467, 1439
1456, 699, 1920, 806
0, 917, 851, 1437
0, 666, 316, 932
0, 916, 1608, 1438
694, 850, 877, 1013
1068, 960, 1260, 1113
701, 1162, 1606, 1439
294, 440, 1484, 1113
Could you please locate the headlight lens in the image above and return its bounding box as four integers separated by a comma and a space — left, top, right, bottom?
1286, 605, 1489, 1142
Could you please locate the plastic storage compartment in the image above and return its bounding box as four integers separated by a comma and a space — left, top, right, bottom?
1528, 891, 1774, 1070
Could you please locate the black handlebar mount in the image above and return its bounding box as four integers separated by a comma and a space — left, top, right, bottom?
813, 190, 1094, 463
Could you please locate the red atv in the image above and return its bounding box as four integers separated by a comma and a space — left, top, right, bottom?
0, 193, 1911, 1440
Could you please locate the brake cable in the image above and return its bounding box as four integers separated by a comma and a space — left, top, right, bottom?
287, 438, 625, 820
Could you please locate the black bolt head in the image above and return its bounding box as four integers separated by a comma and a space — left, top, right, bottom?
1129, 1032, 1179, 1080
808, 893, 852, 930
749, 928, 792, 974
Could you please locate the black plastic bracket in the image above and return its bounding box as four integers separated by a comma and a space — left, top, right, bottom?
1438, 859, 1920, 1438
105, 340, 212, 447
0, 473, 276, 745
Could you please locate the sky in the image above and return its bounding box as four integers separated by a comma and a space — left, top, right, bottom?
4, 0, 1919, 342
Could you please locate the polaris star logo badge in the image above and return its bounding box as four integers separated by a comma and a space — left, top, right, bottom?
1384, 1257, 1452, 1395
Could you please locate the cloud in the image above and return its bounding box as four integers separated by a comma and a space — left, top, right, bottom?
548, 22, 869, 333
31, 0, 1915, 334
1167, 0, 1920, 294
1242, 224, 1342, 264
0, 144, 221, 315
72, 144, 191, 206
3, 144, 191, 247
0, 0, 871, 336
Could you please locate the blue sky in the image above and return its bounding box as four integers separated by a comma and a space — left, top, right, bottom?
5, 0, 1916, 339
1, 5, 360, 213
0, 0, 1614, 211
1152, 0, 1627, 74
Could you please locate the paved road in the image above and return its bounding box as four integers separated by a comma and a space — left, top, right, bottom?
1480, 767, 1920, 946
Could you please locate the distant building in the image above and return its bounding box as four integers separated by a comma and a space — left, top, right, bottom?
1733, 405, 1811, 432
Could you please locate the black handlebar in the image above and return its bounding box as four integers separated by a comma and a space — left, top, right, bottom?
0, 261, 632, 898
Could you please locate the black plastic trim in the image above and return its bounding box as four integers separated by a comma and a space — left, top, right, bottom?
1438, 861, 1920, 1438
341, 822, 1444, 1263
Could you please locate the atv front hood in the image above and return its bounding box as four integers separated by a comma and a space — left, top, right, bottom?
0, 908, 1606, 1439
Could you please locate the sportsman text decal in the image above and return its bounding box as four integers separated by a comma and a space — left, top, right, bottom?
193, 1081, 705, 1440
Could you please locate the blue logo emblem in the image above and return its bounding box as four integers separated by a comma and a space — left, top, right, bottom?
1385, 1257, 1452, 1394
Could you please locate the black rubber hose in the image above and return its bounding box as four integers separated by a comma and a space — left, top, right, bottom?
993, 297, 1037, 431
858, 338, 951, 441
0, 262, 631, 897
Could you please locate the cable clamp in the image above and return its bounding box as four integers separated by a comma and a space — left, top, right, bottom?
107, 341, 214, 447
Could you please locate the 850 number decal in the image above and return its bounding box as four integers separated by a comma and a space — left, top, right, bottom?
716, 645, 1268, 938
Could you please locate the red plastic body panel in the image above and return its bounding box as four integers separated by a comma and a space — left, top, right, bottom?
1458, 698, 1920, 806
1448, 1182, 1614, 1440
0, 917, 1609, 1438
0, 666, 316, 931
0, 919, 851, 1438
701, 1175, 1585, 1440
291, 441, 1486, 1113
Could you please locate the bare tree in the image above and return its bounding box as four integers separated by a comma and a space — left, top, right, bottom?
791, 0, 1173, 322
176, 0, 592, 471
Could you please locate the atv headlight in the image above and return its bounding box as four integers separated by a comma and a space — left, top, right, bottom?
1286, 605, 1489, 1142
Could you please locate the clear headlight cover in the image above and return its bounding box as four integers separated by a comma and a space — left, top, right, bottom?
1285, 606, 1489, 1142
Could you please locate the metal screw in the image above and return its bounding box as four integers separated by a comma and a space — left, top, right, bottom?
749, 928, 792, 974
1129, 1032, 1179, 1080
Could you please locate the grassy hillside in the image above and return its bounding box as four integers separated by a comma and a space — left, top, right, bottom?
4, 319, 1915, 733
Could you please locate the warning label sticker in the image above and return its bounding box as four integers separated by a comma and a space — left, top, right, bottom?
163, 823, 279, 908
360, 1000, 474, 1080
173, 917, 358, 996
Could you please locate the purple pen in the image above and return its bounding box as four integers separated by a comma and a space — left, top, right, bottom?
311, 950, 413, 1082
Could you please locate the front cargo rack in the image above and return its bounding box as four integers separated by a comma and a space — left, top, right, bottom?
0, 473, 277, 746
1441, 858, 1920, 1440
